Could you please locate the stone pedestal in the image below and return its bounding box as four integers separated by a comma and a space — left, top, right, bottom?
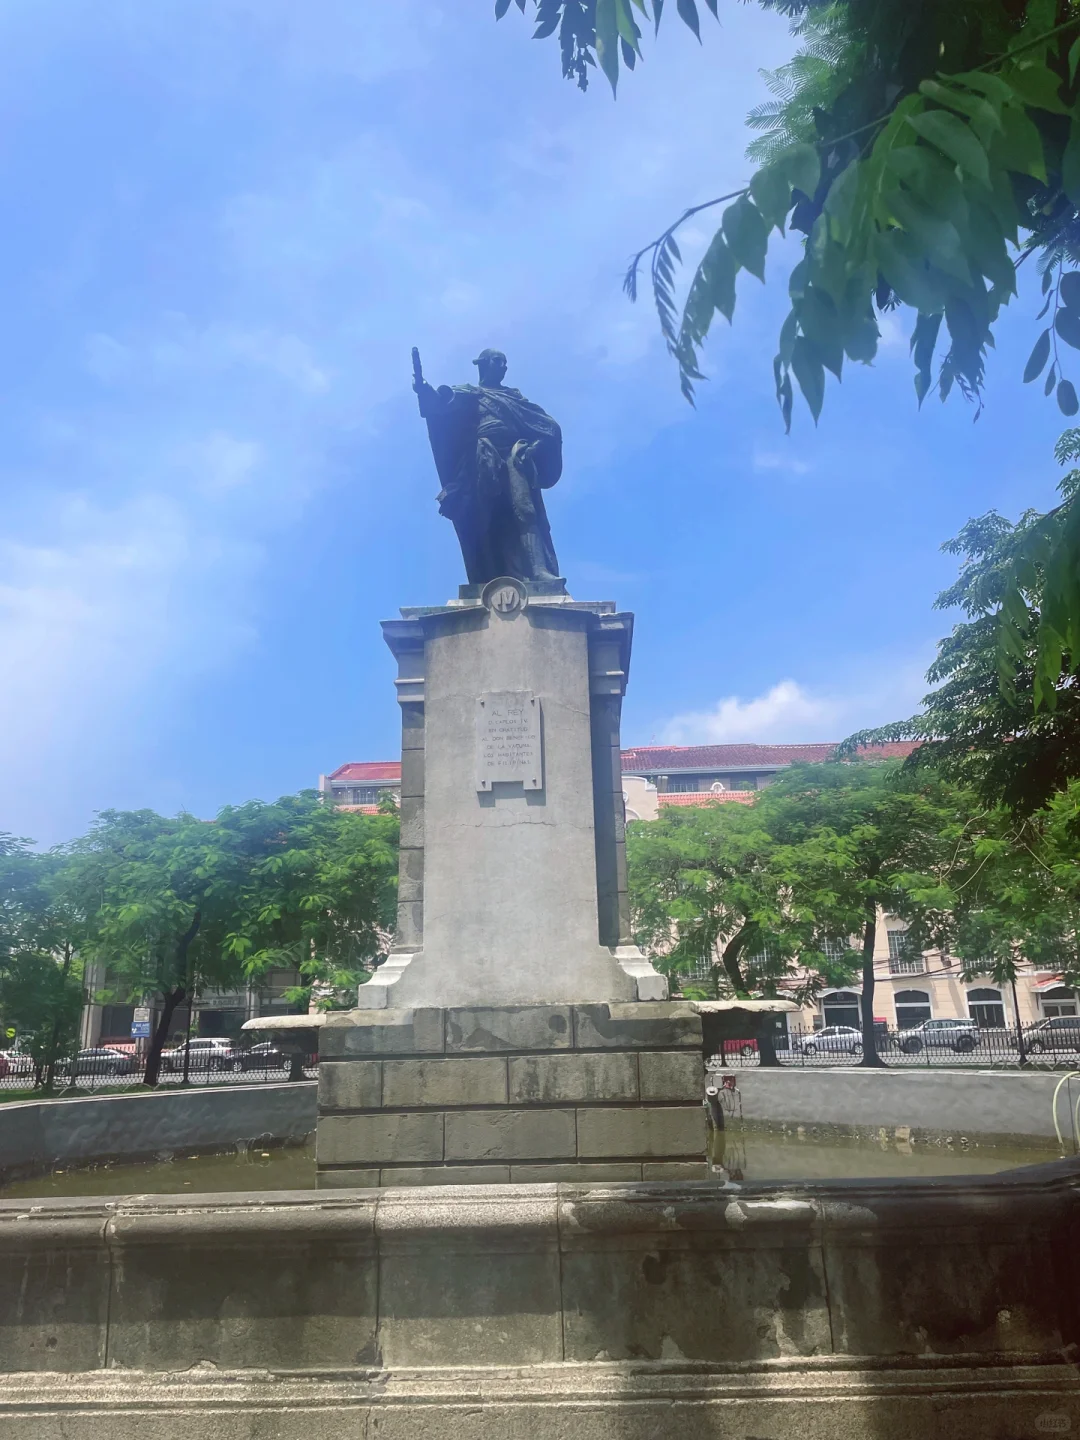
317, 584, 702, 1186
317, 1002, 706, 1186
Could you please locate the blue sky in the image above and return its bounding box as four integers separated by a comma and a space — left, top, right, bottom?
0, 1, 1068, 845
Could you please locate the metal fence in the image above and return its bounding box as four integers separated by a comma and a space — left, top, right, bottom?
0, 1038, 318, 1093
708, 1021, 1080, 1070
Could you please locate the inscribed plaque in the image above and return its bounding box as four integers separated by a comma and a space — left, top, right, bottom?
476, 691, 543, 791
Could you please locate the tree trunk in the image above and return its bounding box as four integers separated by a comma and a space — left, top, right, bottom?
859, 908, 885, 1067
43, 942, 77, 1096
718, 930, 750, 995
755, 1020, 781, 1068
143, 908, 202, 1086
143, 986, 185, 1088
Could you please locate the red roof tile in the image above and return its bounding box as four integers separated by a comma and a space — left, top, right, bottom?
329, 761, 402, 783
621, 742, 917, 771
657, 791, 757, 807
327, 742, 919, 788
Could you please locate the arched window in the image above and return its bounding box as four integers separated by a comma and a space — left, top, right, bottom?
1040, 985, 1078, 1018
894, 989, 931, 1028
967, 987, 1006, 1028
822, 990, 861, 1028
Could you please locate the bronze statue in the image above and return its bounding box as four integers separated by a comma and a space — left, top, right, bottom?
412, 347, 563, 586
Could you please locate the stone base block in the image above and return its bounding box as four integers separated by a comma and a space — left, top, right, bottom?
317, 1002, 705, 1186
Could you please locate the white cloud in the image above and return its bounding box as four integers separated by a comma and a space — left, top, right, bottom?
189, 432, 262, 495
753, 448, 812, 476
663, 680, 840, 744
660, 659, 933, 746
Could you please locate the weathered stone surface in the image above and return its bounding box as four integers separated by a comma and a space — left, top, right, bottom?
377, 1249, 562, 1367
572, 1003, 702, 1051
641, 1161, 710, 1180
316, 1168, 380, 1188
382, 1057, 507, 1109
0, 1238, 109, 1372
4, 1363, 1080, 1440
508, 1051, 638, 1105
320, 1009, 444, 1058
107, 1241, 378, 1371
575, 1105, 705, 1159
824, 1235, 1064, 1357
318, 1061, 381, 1111
316, 1112, 444, 1167
444, 1108, 576, 1162
399, 748, 425, 799
560, 1238, 831, 1362
379, 1165, 511, 1186
511, 1162, 642, 1183
638, 1050, 703, 1102
444, 1006, 572, 1053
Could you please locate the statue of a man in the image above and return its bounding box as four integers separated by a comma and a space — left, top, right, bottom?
412, 348, 562, 586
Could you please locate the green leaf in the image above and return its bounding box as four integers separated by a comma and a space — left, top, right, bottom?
791, 335, 825, 423
1045, 362, 1058, 396
906, 109, 991, 186
918, 80, 1003, 147
875, 229, 946, 313
680, 229, 736, 343
676, 0, 700, 41
1061, 271, 1080, 310
594, 0, 621, 93
954, 72, 1015, 108
749, 163, 792, 233
911, 311, 943, 404
884, 187, 972, 286
722, 196, 768, 281
823, 161, 861, 245
1063, 124, 1080, 206
992, 104, 1048, 182
778, 308, 798, 365
494, 0, 513, 17
1056, 308, 1080, 350
1006, 60, 1068, 115
1024, 328, 1051, 381
614, 0, 641, 49
798, 285, 844, 379
1059, 379, 1080, 416
1070, 34, 1080, 85
783, 143, 821, 199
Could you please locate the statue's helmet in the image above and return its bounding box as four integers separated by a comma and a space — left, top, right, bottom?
472, 348, 507, 372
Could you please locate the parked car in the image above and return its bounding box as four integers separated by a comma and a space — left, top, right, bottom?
0, 1052, 9, 1079
794, 1025, 863, 1056
0, 1047, 34, 1077
55, 1047, 137, 1078
720, 1038, 758, 1060
896, 1018, 980, 1054
1023, 1016, 1080, 1054
239, 1041, 287, 1071
162, 1037, 243, 1073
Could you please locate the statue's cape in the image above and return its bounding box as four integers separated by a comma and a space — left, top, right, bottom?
423, 383, 562, 515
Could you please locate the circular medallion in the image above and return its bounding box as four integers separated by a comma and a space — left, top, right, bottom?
481, 576, 528, 617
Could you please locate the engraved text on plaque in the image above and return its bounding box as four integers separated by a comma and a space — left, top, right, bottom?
476, 691, 542, 791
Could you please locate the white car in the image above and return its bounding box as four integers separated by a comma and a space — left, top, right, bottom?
796, 1025, 863, 1057
162, 1037, 243, 1073
0, 1048, 34, 1077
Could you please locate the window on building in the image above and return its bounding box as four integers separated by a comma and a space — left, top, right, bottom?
99, 1004, 134, 1040
967, 986, 1006, 1028
668, 775, 703, 792
821, 937, 853, 961
1040, 986, 1078, 1018
822, 990, 861, 1027
731, 778, 756, 791
355, 787, 380, 804
894, 989, 932, 1028
887, 929, 925, 975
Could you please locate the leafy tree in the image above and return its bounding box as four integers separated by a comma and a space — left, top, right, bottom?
71, 793, 398, 1086
627, 795, 860, 1064
500, 3, 1080, 698
946, 780, 1080, 991
843, 481, 1080, 813
0, 836, 88, 1088
501, 1, 1080, 421
757, 761, 973, 1065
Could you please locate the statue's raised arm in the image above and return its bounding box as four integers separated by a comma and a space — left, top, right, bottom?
412, 347, 564, 590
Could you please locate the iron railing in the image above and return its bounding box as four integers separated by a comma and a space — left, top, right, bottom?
707, 1021, 1080, 1069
